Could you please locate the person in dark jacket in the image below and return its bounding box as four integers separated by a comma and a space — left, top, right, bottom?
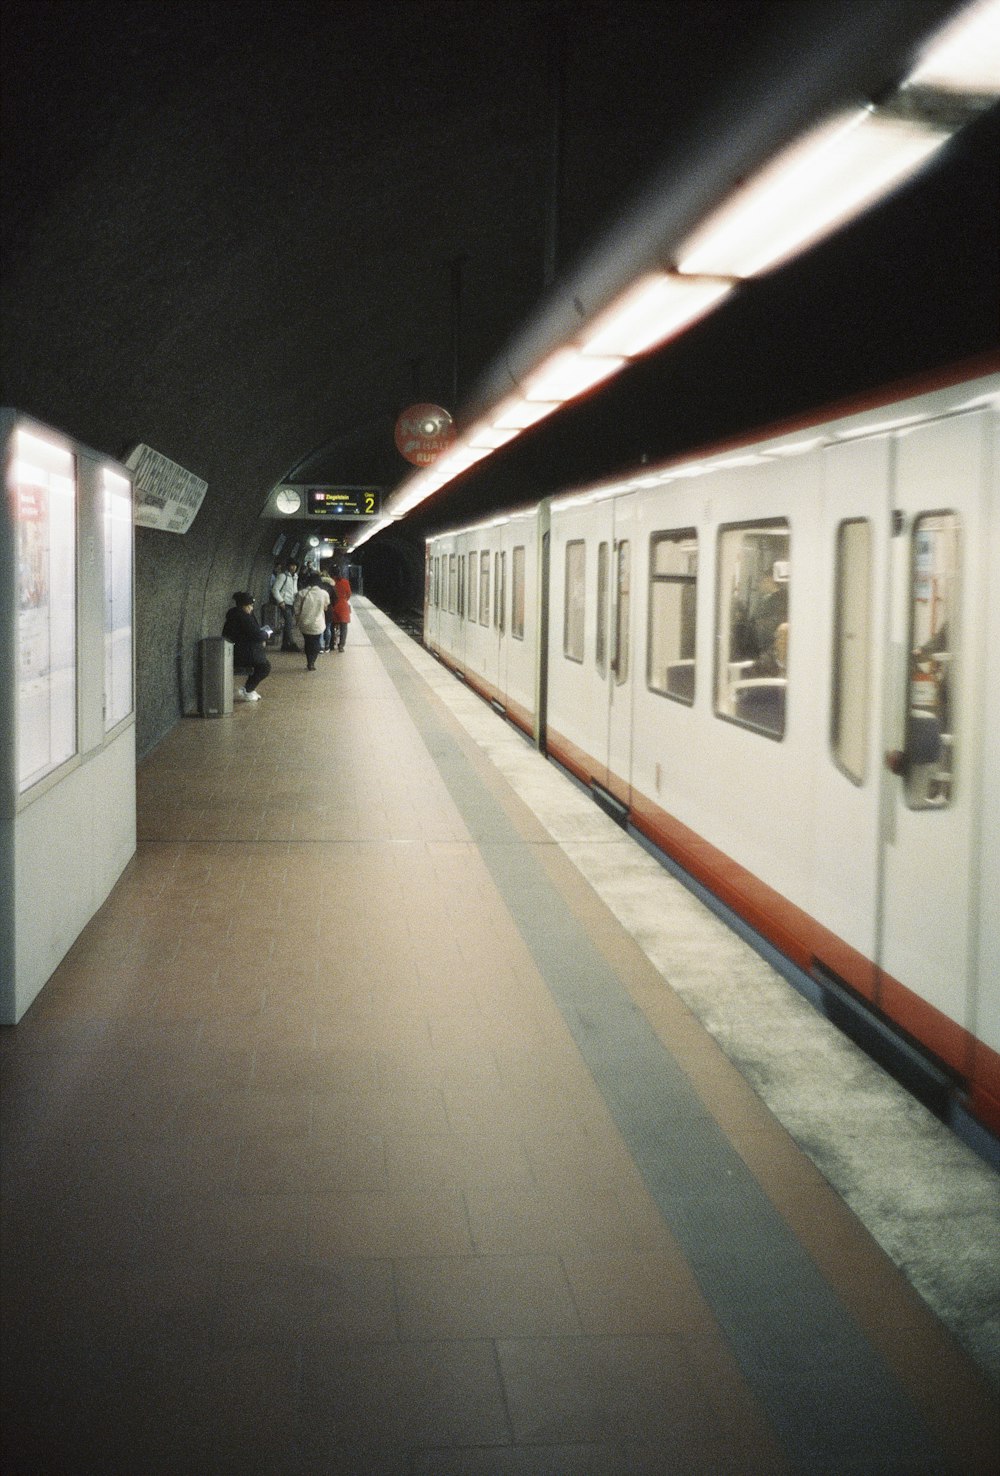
222, 591, 271, 702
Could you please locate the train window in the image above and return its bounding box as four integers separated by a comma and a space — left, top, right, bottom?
564, 540, 585, 662
648, 530, 697, 705
831, 519, 872, 783
596, 542, 609, 674
904, 512, 960, 809
512, 546, 525, 639
716, 521, 789, 739
612, 540, 631, 687
449, 553, 457, 613
468, 552, 477, 621
495, 551, 506, 632
479, 551, 490, 625
458, 551, 465, 618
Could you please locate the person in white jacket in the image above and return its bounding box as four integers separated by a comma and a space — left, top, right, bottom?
272, 560, 300, 651
293, 573, 330, 671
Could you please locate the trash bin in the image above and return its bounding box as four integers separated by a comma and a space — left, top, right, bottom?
198, 637, 233, 717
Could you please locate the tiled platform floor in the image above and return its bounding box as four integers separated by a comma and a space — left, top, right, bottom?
2, 603, 998, 1474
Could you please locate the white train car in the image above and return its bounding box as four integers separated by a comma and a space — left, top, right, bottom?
425, 358, 1000, 1138
427, 508, 541, 733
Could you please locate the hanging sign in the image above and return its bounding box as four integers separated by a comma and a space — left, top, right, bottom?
125, 444, 208, 532
394, 404, 456, 466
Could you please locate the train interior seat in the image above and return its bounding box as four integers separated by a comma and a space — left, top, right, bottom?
665, 659, 695, 701
732, 677, 787, 734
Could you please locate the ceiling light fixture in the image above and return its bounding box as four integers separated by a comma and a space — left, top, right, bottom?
522, 347, 624, 402
676, 105, 951, 278
906, 0, 1000, 94
491, 398, 560, 430
377, 1, 997, 531
581, 273, 734, 357
467, 424, 520, 450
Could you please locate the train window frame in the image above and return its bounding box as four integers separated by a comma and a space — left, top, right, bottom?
596, 541, 609, 675
564, 539, 585, 664
831, 518, 872, 785
512, 545, 526, 640
714, 518, 790, 741
647, 529, 698, 706
479, 551, 490, 625
449, 552, 457, 614
903, 510, 960, 810
468, 551, 477, 622
458, 549, 465, 618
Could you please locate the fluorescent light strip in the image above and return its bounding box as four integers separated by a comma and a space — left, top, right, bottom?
467, 424, 520, 449
581, 273, 734, 357
907, 0, 1000, 93
522, 347, 624, 401
349, 516, 394, 549
676, 106, 951, 277
376, 2, 995, 528
492, 398, 560, 430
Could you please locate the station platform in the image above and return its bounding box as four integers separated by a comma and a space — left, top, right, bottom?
2, 600, 998, 1475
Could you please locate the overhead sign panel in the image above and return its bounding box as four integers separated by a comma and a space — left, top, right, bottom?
305, 487, 381, 518
125, 444, 207, 533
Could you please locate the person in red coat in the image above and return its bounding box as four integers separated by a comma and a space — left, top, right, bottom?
332, 575, 351, 651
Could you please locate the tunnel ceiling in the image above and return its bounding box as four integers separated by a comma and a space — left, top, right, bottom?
2, 0, 998, 556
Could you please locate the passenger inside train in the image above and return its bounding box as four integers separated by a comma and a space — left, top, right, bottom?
721, 528, 790, 737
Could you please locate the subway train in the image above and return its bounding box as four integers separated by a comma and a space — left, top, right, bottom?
423, 357, 1000, 1141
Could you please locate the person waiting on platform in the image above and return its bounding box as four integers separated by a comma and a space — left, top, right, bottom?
271, 559, 300, 651
223, 591, 271, 703
318, 562, 337, 652
332, 570, 352, 651
293, 572, 330, 671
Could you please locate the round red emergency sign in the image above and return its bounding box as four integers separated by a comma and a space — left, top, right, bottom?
394, 404, 456, 465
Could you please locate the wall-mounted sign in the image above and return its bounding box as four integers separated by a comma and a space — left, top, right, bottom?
394, 404, 455, 465
305, 487, 381, 518
125, 444, 207, 532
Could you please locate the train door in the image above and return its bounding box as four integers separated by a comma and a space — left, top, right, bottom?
500, 513, 538, 731
878, 407, 993, 1069
477, 539, 500, 702
814, 435, 893, 998
605, 494, 637, 808
494, 540, 509, 709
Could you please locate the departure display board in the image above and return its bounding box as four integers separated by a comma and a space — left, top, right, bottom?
306, 487, 381, 518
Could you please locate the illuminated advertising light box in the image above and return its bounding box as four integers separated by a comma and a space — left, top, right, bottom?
1, 410, 136, 1026
13, 428, 77, 791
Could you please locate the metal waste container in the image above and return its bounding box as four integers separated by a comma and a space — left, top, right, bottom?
198, 637, 233, 717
